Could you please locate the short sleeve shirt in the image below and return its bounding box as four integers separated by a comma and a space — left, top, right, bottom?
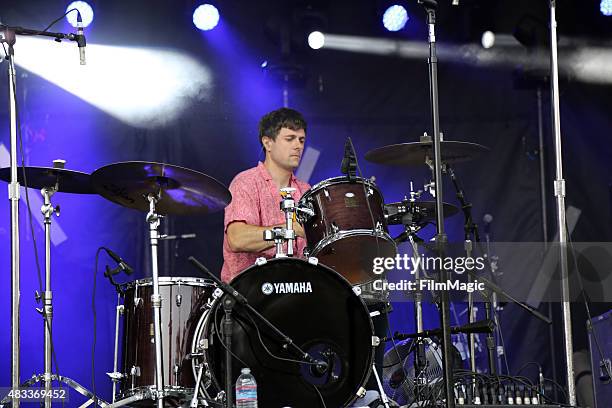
221, 162, 311, 282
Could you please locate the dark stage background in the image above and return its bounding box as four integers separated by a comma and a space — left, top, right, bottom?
1, 0, 611, 405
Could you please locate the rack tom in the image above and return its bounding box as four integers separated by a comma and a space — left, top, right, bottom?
299, 176, 396, 285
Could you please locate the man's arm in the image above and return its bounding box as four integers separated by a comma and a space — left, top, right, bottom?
226, 221, 306, 253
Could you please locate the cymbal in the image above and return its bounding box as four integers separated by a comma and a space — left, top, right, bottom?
365, 141, 489, 166
0, 166, 94, 194
91, 161, 231, 215
385, 200, 459, 226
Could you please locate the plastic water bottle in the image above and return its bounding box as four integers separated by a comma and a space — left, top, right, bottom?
235, 367, 258, 407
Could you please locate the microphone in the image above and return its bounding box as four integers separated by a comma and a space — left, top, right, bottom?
340, 137, 357, 180
103, 247, 134, 275
76, 12, 86, 65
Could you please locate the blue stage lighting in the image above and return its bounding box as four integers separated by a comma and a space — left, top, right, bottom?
66, 1, 94, 28
383, 5, 408, 32
601, 0, 612, 16
193, 4, 220, 31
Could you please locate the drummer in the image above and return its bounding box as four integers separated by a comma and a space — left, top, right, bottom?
221, 107, 311, 283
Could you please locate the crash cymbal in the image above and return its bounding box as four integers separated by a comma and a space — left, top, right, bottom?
0, 166, 94, 194
92, 161, 231, 215
365, 141, 489, 167
385, 200, 459, 226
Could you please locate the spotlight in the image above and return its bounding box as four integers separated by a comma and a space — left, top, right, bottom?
601, 0, 612, 16
481, 31, 495, 49
382, 5, 408, 32
65, 1, 94, 28
193, 4, 220, 31
308, 31, 325, 50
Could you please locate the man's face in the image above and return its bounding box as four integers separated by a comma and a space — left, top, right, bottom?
263, 127, 306, 171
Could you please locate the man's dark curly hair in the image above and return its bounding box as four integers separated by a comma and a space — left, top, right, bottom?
258, 108, 307, 147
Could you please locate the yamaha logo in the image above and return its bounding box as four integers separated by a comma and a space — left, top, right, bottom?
261, 281, 313, 295
261, 282, 274, 295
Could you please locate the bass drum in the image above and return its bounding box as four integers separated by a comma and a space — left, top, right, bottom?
191, 258, 374, 408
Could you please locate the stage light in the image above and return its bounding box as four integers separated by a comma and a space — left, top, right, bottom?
65, 1, 94, 28
481, 31, 495, 49
382, 5, 408, 32
601, 0, 612, 16
193, 4, 220, 31
308, 31, 325, 50
14, 37, 213, 128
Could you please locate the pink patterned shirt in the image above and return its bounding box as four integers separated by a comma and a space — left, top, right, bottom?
221, 162, 311, 282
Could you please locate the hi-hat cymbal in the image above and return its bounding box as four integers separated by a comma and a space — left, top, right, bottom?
385, 200, 459, 226
0, 166, 94, 194
92, 161, 231, 215
365, 141, 489, 167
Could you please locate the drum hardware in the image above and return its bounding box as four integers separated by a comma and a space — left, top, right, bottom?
0, 162, 108, 408
92, 161, 230, 408
189, 256, 364, 408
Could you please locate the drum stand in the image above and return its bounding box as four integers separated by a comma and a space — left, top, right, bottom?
0, 176, 107, 408
106, 192, 166, 408
146, 192, 166, 408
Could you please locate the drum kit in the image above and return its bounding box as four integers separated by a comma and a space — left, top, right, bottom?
0, 136, 490, 408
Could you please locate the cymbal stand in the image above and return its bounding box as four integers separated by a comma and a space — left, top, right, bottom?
146, 192, 165, 408
407, 229, 428, 404
40, 183, 59, 408
1, 169, 108, 408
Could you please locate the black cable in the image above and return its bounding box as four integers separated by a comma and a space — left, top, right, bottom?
244, 312, 319, 367
515, 361, 542, 377
91, 247, 104, 407
565, 226, 612, 384
212, 303, 249, 369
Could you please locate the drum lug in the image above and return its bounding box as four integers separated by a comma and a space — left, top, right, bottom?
212, 288, 223, 300
352, 286, 362, 296
356, 387, 367, 398
372, 336, 381, 347
255, 257, 268, 266
303, 247, 310, 258
367, 187, 374, 197
307, 257, 319, 266
331, 222, 339, 234
324, 188, 331, 200
176, 293, 183, 307
375, 221, 384, 233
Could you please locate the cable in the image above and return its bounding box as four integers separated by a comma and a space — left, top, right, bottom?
565, 226, 612, 384
91, 247, 104, 407
212, 303, 249, 369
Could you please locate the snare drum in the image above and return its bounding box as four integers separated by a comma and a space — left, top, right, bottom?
299, 176, 397, 285
119, 277, 216, 404
190, 258, 374, 408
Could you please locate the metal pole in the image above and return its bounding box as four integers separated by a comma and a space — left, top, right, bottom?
147, 194, 165, 408
548, 1, 576, 405
42, 187, 57, 408
6, 32, 21, 408
420, 3, 455, 406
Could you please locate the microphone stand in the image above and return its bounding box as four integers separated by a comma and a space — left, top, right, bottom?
188, 257, 328, 408
447, 166, 497, 375
0, 24, 86, 408
416, 1, 455, 406
548, 1, 575, 405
